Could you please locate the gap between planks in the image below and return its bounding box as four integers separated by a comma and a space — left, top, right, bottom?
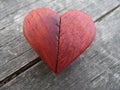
0, 58, 40, 87
0, 3, 120, 88
95, 4, 120, 22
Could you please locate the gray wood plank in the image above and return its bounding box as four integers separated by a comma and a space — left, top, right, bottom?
0, 0, 120, 82
1, 6, 120, 90
0, 0, 48, 20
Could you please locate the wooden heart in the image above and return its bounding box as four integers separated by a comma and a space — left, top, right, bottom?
23, 8, 96, 74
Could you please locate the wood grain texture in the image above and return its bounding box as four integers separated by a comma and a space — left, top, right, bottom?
23, 8, 60, 72
0, 0, 40, 20
57, 10, 95, 73
0, 0, 120, 82
1, 6, 120, 90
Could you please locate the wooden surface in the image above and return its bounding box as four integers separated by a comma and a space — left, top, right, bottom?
0, 0, 120, 90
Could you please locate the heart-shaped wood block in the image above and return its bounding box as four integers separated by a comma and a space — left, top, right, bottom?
23, 8, 96, 74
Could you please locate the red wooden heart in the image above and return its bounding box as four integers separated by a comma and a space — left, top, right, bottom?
23, 8, 96, 74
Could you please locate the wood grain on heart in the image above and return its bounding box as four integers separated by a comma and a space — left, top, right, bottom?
23, 8, 96, 74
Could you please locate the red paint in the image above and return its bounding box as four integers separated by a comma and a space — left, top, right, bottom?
23, 8, 96, 74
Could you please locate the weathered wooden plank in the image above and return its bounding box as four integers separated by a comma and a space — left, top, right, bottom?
0, 49, 38, 80
0, 36, 31, 66
0, 0, 120, 83
0, 61, 106, 90
1, 0, 120, 30
0, 0, 49, 20
1, 6, 120, 90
